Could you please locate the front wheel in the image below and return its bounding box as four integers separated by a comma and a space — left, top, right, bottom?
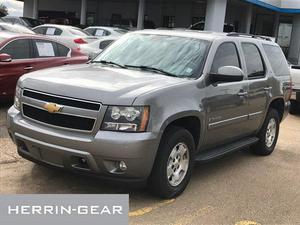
251, 109, 280, 156
148, 126, 195, 199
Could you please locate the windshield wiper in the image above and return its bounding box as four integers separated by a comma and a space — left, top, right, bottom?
92, 60, 127, 69
124, 65, 179, 77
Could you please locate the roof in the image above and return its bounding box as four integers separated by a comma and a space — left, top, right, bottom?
134, 29, 228, 41
132, 29, 278, 45
36, 24, 80, 30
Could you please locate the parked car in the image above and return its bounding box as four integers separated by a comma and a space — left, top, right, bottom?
0, 23, 35, 34
110, 19, 155, 30
288, 62, 300, 113
0, 32, 88, 101
7, 30, 291, 198
189, 21, 236, 32
80, 36, 119, 59
33, 24, 98, 49
84, 26, 128, 37
2, 16, 43, 28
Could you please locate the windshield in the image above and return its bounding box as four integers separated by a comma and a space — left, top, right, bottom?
22, 17, 43, 27
94, 33, 210, 78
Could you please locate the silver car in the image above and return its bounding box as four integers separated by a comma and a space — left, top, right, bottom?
7, 30, 291, 198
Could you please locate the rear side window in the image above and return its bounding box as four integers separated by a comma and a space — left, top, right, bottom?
99, 40, 114, 50
211, 42, 240, 73
85, 28, 96, 35
0, 39, 31, 59
263, 44, 290, 76
56, 43, 70, 56
45, 27, 62, 36
242, 43, 265, 79
33, 40, 69, 57
34, 27, 47, 34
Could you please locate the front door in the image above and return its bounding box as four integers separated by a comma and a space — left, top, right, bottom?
0, 39, 32, 97
203, 42, 250, 149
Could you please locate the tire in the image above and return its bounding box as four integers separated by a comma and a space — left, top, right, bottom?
148, 126, 195, 199
251, 108, 280, 156
289, 100, 299, 115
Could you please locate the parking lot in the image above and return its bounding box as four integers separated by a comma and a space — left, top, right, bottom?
0, 103, 299, 225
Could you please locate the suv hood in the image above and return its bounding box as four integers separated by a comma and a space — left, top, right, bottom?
19, 64, 189, 105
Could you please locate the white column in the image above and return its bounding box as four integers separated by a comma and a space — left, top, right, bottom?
204, 0, 227, 32
244, 5, 253, 34
23, 0, 33, 18
32, 0, 38, 19
80, 0, 87, 26
137, 0, 145, 30
288, 15, 300, 64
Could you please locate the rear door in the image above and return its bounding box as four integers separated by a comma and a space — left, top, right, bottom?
0, 39, 32, 97
203, 42, 250, 149
241, 42, 269, 132
30, 39, 72, 69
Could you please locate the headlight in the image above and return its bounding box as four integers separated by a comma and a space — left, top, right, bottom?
101, 106, 149, 132
14, 86, 21, 110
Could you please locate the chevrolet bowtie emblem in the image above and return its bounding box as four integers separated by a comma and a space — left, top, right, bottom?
43, 103, 63, 113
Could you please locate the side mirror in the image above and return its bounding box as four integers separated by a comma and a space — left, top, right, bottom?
211, 66, 244, 83
0, 53, 12, 62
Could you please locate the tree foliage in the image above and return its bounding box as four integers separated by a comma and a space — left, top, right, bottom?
0, 4, 8, 17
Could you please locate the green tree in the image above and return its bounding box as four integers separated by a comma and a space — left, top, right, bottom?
0, 4, 8, 17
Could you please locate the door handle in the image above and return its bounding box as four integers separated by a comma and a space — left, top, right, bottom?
238, 91, 248, 96
24, 66, 33, 70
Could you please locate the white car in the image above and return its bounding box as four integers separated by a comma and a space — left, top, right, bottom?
80, 36, 119, 59
33, 24, 98, 48
289, 62, 300, 113
84, 26, 128, 37
0, 23, 35, 34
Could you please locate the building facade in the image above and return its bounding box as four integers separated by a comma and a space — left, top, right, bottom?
20, 0, 300, 64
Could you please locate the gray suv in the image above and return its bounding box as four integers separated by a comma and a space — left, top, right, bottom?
7, 30, 291, 198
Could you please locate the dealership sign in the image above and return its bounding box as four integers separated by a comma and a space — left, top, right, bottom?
0, 195, 128, 225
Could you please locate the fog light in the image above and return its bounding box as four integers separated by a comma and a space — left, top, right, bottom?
119, 161, 127, 171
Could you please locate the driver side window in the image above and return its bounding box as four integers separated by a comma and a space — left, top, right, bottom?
0, 39, 31, 60
211, 42, 241, 74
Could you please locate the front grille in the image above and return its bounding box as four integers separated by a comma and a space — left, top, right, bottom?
23, 104, 95, 131
23, 90, 100, 111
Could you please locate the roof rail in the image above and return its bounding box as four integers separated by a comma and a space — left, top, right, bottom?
227, 32, 272, 41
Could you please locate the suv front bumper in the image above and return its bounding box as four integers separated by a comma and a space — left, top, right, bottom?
7, 106, 160, 182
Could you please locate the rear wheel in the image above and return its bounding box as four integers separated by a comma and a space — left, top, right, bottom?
148, 126, 195, 199
251, 109, 279, 156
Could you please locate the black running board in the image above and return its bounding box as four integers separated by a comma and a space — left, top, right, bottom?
195, 137, 259, 163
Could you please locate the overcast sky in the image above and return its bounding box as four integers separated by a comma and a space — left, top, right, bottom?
0, 0, 24, 17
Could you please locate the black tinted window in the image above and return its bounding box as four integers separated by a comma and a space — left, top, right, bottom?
211, 42, 240, 73
34, 27, 47, 34
57, 43, 70, 56
99, 40, 114, 49
263, 44, 290, 76
0, 39, 30, 59
85, 28, 96, 35
242, 43, 265, 78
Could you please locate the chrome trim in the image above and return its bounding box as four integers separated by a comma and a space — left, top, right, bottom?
249, 111, 264, 119
23, 88, 101, 111
208, 114, 248, 129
